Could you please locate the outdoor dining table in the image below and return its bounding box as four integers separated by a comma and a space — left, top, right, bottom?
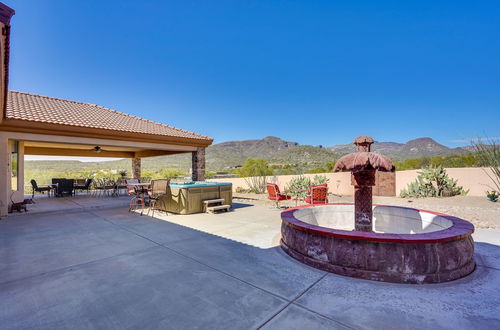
128, 183, 151, 215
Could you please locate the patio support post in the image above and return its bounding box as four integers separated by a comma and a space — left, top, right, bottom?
0, 136, 9, 216
132, 157, 141, 180
192, 147, 205, 181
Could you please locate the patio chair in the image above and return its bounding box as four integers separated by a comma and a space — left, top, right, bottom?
266, 183, 291, 208
305, 184, 329, 205
74, 178, 93, 195
147, 179, 171, 217
30, 179, 52, 198
51, 178, 74, 197
125, 179, 139, 195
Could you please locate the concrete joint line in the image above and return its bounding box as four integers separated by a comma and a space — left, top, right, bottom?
253, 273, 356, 330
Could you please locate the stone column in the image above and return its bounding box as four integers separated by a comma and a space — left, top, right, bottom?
351, 169, 376, 232
0, 136, 9, 216
132, 157, 141, 180
192, 147, 205, 182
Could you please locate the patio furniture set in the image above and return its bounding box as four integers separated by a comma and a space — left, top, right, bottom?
30, 178, 142, 198
266, 182, 329, 208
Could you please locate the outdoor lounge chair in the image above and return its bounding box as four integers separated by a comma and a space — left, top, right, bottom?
305, 184, 329, 205
30, 179, 52, 198
147, 179, 170, 217
74, 178, 93, 195
266, 183, 291, 208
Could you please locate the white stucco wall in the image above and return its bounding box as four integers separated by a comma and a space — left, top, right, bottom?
209, 167, 494, 197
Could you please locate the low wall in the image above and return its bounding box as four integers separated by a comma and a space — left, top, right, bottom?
208, 167, 494, 197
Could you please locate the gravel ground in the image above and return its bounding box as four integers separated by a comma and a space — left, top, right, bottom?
234, 193, 500, 229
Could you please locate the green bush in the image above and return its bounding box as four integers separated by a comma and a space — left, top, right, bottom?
400, 165, 468, 198
394, 154, 479, 171
285, 175, 329, 199
141, 169, 187, 180
236, 158, 273, 177
236, 158, 273, 193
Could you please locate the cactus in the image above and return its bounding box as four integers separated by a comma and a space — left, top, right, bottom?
400, 165, 468, 198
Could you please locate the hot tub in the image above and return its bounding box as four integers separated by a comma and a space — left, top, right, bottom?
158, 182, 232, 214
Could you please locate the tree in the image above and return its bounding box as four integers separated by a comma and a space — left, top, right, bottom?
236, 158, 273, 193
236, 158, 273, 177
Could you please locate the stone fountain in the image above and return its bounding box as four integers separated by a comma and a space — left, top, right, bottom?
280, 136, 476, 284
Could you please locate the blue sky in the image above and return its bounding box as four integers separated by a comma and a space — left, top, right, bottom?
7, 0, 500, 150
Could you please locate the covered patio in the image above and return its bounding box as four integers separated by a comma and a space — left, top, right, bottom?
0, 91, 212, 216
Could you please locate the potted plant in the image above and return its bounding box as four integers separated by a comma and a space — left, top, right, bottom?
486, 191, 498, 202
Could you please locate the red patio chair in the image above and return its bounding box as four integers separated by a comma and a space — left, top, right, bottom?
305, 184, 329, 205
266, 183, 291, 208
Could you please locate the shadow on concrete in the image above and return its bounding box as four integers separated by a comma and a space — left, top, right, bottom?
230, 202, 254, 209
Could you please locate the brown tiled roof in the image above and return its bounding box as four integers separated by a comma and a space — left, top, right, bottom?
6, 91, 212, 142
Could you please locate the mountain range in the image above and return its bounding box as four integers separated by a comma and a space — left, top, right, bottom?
25, 136, 469, 172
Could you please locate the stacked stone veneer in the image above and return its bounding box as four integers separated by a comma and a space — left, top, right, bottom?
132, 157, 141, 180
192, 148, 206, 181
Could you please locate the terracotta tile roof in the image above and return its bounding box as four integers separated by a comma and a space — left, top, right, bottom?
5, 91, 212, 142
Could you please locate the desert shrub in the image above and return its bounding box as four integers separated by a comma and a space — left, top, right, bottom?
142, 169, 187, 180
471, 137, 500, 191
285, 175, 311, 199
486, 191, 499, 202
312, 174, 329, 185
400, 165, 468, 198
285, 175, 329, 199
235, 186, 247, 194
236, 158, 273, 193
394, 154, 479, 171
307, 167, 326, 174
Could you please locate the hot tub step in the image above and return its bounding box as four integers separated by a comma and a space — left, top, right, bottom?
202, 198, 225, 205
207, 204, 231, 213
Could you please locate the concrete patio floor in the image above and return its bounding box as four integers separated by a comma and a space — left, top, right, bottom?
11, 194, 131, 216
1, 201, 499, 329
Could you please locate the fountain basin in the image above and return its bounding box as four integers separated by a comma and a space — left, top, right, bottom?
281, 203, 475, 284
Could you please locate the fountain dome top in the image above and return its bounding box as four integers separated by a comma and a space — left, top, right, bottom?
333, 135, 395, 173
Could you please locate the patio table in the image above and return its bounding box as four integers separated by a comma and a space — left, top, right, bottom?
286, 189, 307, 206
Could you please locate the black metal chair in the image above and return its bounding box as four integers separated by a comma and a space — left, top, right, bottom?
30, 179, 52, 198
74, 178, 93, 195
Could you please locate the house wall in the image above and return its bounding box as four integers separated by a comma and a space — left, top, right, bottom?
208, 167, 493, 197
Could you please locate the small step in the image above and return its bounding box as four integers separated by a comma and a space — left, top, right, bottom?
206, 204, 231, 213
203, 198, 225, 205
